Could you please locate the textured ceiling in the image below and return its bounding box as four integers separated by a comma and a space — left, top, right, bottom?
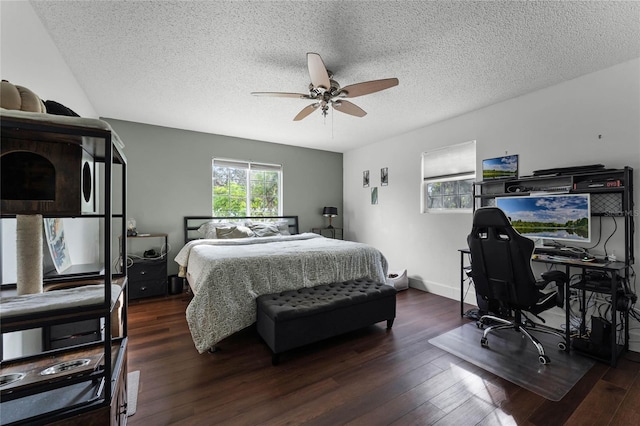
30, 1, 640, 153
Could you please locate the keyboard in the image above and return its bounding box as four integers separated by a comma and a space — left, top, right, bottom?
534, 247, 584, 259
533, 248, 605, 264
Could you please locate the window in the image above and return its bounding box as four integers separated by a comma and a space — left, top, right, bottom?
421, 140, 476, 212
212, 159, 282, 216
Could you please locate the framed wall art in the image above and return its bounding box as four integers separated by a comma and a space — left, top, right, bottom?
381, 167, 388, 186
363, 170, 370, 188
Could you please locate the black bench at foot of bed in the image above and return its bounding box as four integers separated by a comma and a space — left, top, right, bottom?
256, 279, 397, 365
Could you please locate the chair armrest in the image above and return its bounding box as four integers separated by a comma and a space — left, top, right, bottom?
540, 270, 568, 285
540, 270, 568, 308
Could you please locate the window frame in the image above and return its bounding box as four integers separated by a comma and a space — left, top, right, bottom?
212, 158, 283, 217
421, 140, 476, 213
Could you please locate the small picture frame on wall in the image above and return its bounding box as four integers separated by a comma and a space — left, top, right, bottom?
363, 170, 370, 188
381, 167, 388, 186
371, 187, 378, 205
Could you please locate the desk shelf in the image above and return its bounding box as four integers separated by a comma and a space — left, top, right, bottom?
470, 165, 634, 367
473, 167, 633, 260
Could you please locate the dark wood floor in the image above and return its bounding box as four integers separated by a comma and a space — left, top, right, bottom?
127, 289, 640, 425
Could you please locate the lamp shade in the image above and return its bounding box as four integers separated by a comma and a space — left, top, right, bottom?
322, 206, 338, 217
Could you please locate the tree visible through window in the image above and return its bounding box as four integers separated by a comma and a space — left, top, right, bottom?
212, 159, 282, 216
426, 179, 474, 209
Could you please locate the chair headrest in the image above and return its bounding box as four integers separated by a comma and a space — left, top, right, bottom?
472, 207, 512, 227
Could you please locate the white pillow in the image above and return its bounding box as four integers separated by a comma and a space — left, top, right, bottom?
248, 222, 280, 237
197, 221, 244, 239
215, 225, 255, 239
244, 220, 292, 236
275, 220, 291, 235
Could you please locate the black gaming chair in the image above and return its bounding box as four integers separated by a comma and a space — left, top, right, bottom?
467, 207, 568, 364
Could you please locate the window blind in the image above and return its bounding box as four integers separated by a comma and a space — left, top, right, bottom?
422, 140, 476, 181
213, 158, 281, 172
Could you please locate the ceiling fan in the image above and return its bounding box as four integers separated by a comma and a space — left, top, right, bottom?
251, 52, 399, 121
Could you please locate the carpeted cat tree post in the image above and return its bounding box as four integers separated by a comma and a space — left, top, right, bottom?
16, 214, 44, 295
2, 81, 46, 295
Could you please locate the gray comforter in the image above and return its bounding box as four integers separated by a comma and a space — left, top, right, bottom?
174, 233, 388, 353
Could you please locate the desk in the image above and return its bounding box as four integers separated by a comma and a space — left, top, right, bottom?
458, 248, 629, 366
533, 254, 628, 367
458, 249, 473, 317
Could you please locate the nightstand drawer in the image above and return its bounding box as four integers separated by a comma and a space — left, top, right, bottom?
128, 259, 166, 281
129, 277, 167, 299
127, 258, 167, 300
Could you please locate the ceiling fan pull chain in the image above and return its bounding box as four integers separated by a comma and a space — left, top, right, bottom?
331, 106, 334, 139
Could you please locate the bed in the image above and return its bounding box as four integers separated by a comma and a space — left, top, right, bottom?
175, 216, 389, 353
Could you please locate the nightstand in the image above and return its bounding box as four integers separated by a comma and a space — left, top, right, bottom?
312, 227, 343, 240
126, 233, 168, 300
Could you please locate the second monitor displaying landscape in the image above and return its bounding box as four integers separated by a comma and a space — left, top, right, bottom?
482, 154, 518, 180
495, 193, 591, 243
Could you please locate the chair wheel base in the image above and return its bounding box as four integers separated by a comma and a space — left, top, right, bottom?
539, 355, 550, 365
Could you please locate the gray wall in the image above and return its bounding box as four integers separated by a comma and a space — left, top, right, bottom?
104, 119, 343, 275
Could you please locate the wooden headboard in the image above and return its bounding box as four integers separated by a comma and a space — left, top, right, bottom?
184, 216, 299, 243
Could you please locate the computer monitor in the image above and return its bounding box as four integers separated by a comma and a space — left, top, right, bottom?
495, 193, 591, 243
482, 154, 518, 180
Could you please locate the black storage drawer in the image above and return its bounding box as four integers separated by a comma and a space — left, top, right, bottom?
129, 278, 167, 299
128, 258, 167, 300
128, 259, 166, 281
43, 319, 101, 350
48, 319, 100, 339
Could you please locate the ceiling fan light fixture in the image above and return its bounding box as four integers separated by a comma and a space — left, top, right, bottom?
253, 53, 398, 121
329, 79, 341, 93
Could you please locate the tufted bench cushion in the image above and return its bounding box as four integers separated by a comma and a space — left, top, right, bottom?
256, 278, 396, 365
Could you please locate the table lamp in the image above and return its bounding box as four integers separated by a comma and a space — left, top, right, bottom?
322, 206, 338, 229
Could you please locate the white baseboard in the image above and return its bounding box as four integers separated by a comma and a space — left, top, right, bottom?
409, 279, 458, 300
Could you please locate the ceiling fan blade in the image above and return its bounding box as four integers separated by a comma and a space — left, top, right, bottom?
339, 78, 399, 98
251, 92, 309, 99
332, 100, 367, 118
307, 52, 331, 90
293, 103, 320, 121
